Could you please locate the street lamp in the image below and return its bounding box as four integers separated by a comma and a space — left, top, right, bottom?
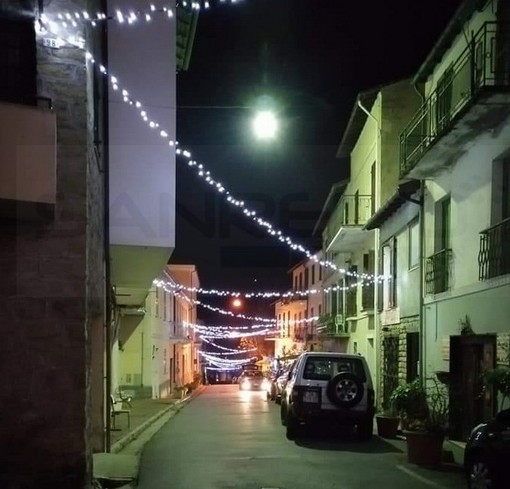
231, 298, 243, 309
252, 110, 278, 140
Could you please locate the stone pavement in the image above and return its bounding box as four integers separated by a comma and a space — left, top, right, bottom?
93, 386, 205, 488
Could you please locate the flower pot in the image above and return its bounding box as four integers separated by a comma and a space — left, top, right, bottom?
404, 430, 445, 465
376, 415, 400, 439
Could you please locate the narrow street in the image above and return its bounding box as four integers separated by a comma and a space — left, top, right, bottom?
136, 386, 464, 489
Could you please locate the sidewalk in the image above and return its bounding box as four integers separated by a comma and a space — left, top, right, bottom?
109, 397, 180, 449
93, 386, 206, 488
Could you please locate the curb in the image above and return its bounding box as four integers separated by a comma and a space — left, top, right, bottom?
111, 384, 206, 453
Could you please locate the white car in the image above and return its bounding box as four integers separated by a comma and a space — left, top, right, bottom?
280, 352, 375, 440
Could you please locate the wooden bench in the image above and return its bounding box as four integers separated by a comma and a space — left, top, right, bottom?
110, 394, 130, 429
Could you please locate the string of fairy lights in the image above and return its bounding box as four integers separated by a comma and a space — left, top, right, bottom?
35, 7, 388, 284
34, 2, 388, 370
159, 279, 374, 299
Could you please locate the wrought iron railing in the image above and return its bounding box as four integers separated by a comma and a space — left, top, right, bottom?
478, 217, 510, 280
400, 22, 510, 177
321, 322, 350, 336
324, 194, 372, 248
425, 249, 452, 294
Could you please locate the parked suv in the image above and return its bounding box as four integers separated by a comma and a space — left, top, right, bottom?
280, 352, 375, 440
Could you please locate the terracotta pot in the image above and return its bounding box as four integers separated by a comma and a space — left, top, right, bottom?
376, 415, 400, 439
404, 430, 445, 465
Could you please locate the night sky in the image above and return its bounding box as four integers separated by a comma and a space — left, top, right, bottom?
172, 0, 464, 315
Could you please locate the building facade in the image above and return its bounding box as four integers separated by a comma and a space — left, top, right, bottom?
0, 0, 198, 485
317, 81, 421, 398
398, 0, 510, 440
0, 1, 106, 486
116, 264, 200, 399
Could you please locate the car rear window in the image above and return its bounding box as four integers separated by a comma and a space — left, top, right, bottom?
243, 371, 263, 378
302, 356, 366, 382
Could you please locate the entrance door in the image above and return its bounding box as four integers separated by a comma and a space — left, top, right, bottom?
450, 335, 496, 441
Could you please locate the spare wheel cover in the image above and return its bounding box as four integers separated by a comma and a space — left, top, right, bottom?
326, 372, 364, 407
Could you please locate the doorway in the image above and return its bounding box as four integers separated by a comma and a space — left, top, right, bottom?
449, 334, 496, 441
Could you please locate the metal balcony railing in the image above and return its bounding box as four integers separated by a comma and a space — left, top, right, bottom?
400, 22, 510, 177
478, 217, 510, 280
324, 194, 372, 247
425, 249, 452, 294
320, 323, 350, 337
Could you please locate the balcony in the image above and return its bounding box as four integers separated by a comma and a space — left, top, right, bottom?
0, 101, 56, 219
425, 249, 452, 294
400, 22, 510, 179
478, 218, 510, 280
320, 322, 350, 337
324, 194, 374, 252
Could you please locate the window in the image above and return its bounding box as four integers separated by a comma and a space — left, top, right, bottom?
302, 356, 366, 382
490, 158, 510, 224
382, 238, 398, 308
434, 197, 451, 252
370, 163, 376, 215
311, 265, 315, 285
409, 220, 419, 269
319, 265, 322, 281
354, 190, 360, 225
406, 333, 420, 382
0, 19, 36, 105
503, 159, 510, 220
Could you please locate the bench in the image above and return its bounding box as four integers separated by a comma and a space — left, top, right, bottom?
110, 394, 130, 429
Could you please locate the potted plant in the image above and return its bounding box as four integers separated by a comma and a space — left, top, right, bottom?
375, 402, 400, 439
389, 378, 429, 430
482, 366, 510, 411
400, 377, 449, 466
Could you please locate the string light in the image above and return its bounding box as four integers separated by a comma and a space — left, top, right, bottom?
37, 1, 244, 35
200, 336, 256, 352
159, 279, 383, 299
77, 52, 385, 282
37, 13, 390, 284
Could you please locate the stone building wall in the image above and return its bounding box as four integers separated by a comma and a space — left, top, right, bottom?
378, 315, 419, 410
0, 0, 105, 487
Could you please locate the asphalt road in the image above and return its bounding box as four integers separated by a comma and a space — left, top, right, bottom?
136, 385, 464, 489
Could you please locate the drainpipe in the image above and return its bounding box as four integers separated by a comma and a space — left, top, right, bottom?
411, 81, 426, 384
418, 182, 425, 383
357, 97, 381, 397
101, 0, 112, 452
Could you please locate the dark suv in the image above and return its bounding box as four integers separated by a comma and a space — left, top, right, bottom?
280, 352, 375, 440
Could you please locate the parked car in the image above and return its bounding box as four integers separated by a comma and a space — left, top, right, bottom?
274, 363, 296, 404
464, 408, 510, 489
238, 370, 269, 391
280, 352, 375, 440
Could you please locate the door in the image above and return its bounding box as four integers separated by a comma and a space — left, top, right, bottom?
450, 335, 496, 441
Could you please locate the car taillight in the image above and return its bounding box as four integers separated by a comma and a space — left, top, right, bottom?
291, 386, 300, 401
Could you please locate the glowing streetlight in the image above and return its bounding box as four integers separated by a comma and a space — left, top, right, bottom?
252, 110, 278, 140
232, 298, 243, 309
